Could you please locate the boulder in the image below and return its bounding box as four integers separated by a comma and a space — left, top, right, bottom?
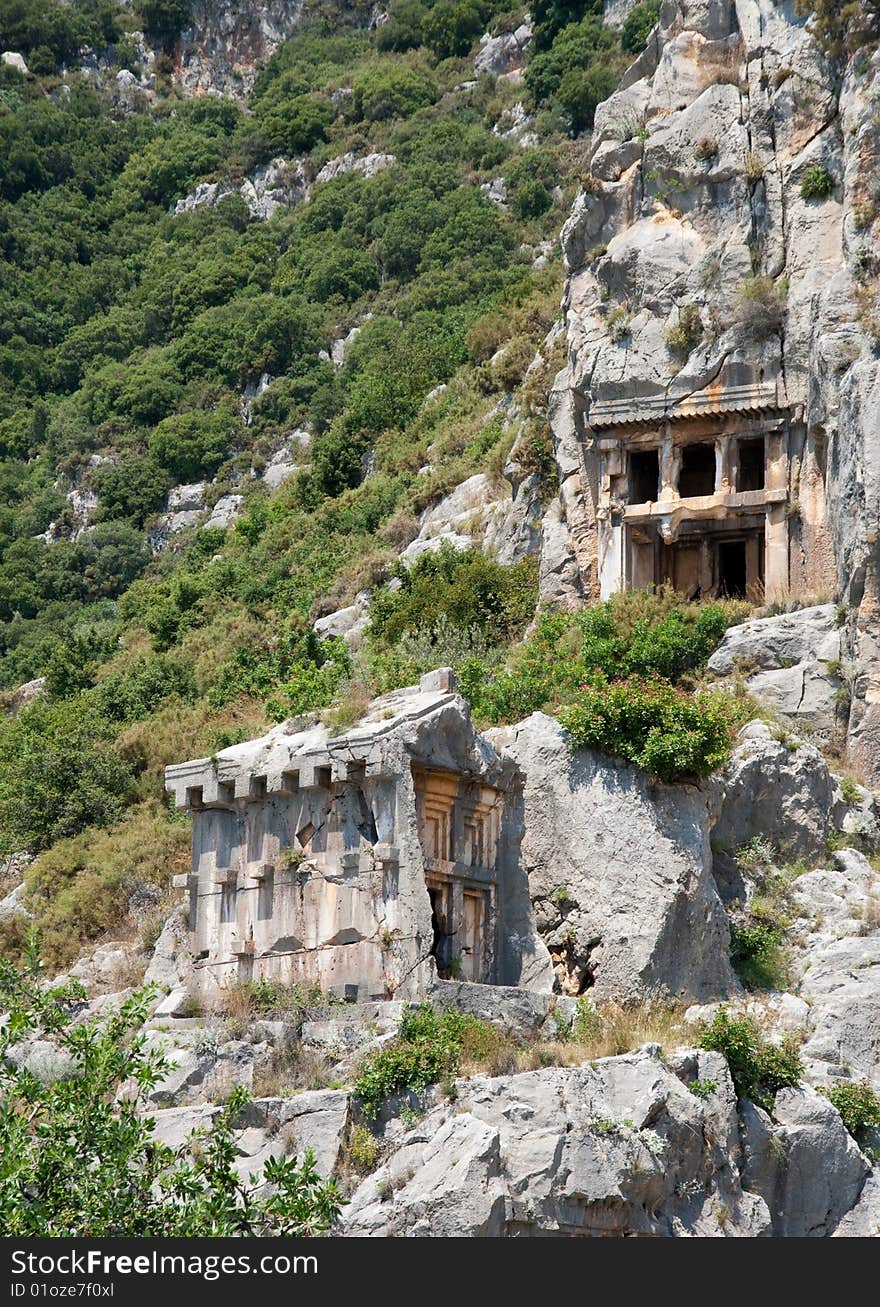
486, 713, 735, 1001
145, 909, 194, 994
707, 605, 843, 738
473, 22, 531, 78
150, 1088, 348, 1180
1, 52, 28, 74
710, 721, 846, 896
205, 494, 244, 531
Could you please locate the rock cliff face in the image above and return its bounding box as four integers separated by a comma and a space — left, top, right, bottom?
543, 0, 880, 781
174, 0, 370, 97
175, 0, 306, 96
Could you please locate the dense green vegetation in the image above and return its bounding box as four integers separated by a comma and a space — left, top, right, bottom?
353, 1002, 504, 1117
818, 1081, 880, 1141
0, 1, 742, 965
0, 943, 341, 1234
699, 1008, 803, 1111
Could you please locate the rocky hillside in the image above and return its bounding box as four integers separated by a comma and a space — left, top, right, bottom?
3, 0, 880, 1240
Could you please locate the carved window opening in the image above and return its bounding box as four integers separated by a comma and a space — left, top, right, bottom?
679, 442, 716, 498
629, 448, 659, 503
736, 437, 765, 492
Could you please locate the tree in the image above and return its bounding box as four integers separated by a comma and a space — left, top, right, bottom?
148, 408, 232, 481
352, 64, 437, 121
0, 946, 342, 1235
138, 0, 190, 47
620, 1, 661, 55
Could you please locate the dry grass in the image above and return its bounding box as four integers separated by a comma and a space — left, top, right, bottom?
458, 1001, 687, 1080
252, 1044, 336, 1098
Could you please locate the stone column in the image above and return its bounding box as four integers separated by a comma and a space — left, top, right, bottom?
765, 503, 789, 601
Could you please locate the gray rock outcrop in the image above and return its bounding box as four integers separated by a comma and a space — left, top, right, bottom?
708, 605, 845, 739
340, 1048, 772, 1236
487, 712, 735, 1000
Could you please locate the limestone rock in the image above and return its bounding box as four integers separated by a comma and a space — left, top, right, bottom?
0, 881, 31, 923
205, 494, 244, 531
314, 152, 395, 185
313, 593, 370, 646
150, 1089, 348, 1179
710, 722, 845, 896
473, 22, 531, 78
175, 0, 309, 99
487, 713, 735, 1001
340, 1050, 771, 1236
707, 605, 843, 737
1, 52, 28, 75
768, 1087, 870, 1237
261, 427, 310, 488
145, 909, 194, 994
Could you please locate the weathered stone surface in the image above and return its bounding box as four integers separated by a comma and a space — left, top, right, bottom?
146, 1036, 260, 1107
708, 605, 843, 737
175, 0, 307, 99
205, 494, 244, 531
150, 1089, 348, 1179
261, 428, 310, 489
710, 722, 846, 896
1, 52, 28, 74
0, 881, 31, 922
473, 21, 531, 77
145, 909, 194, 994
314, 152, 395, 184
487, 713, 735, 1001
768, 1088, 870, 1237
313, 594, 370, 645
340, 1049, 771, 1236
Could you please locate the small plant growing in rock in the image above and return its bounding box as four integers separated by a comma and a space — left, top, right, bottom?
839, 775, 862, 806
665, 304, 703, 354
607, 307, 632, 343
800, 164, 834, 201
734, 275, 787, 339
345, 1124, 379, 1175
818, 1081, 880, 1139
744, 151, 764, 181
694, 137, 719, 162
688, 1078, 717, 1100
352, 1004, 506, 1119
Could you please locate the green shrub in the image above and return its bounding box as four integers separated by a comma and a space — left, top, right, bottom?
0, 699, 135, 856
0, 951, 341, 1235
353, 1003, 501, 1118
621, 0, 661, 54
699, 1008, 802, 1110
148, 407, 235, 482
689, 1078, 718, 1101
800, 164, 835, 201
560, 678, 734, 781
210, 624, 352, 720
729, 918, 789, 991
818, 1081, 880, 1138
352, 64, 437, 122
94, 457, 170, 527
367, 544, 538, 650
665, 304, 703, 354
460, 591, 736, 732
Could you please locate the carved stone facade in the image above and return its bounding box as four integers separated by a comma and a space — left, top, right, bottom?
165, 672, 553, 1003
576, 385, 835, 605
